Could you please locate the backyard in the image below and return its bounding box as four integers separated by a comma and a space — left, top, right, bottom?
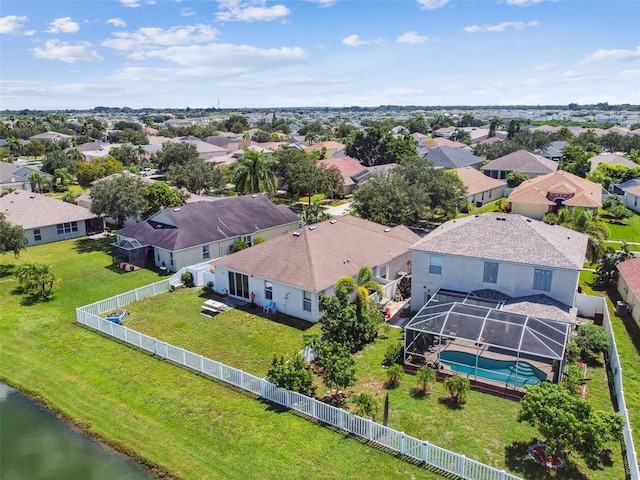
123, 286, 626, 480
0, 238, 442, 480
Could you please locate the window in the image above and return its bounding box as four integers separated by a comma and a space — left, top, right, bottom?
533, 268, 553, 292
33, 229, 42, 242
243, 235, 253, 247
229, 272, 249, 299
429, 255, 442, 275
303, 290, 312, 312
56, 222, 78, 235
378, 264, 388, 280
265, 282, 273, 300
483, 262, 499, 284
169, 252, 174, 266
202, 245, 210, 260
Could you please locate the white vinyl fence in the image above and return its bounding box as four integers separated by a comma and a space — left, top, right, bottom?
76, 279, 522, 480
576, 293, 639, 480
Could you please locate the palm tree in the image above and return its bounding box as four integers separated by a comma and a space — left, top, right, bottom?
53, 168, 75, 191
305, 132, 318, 146
335, 266, 383, 316
352, 392, 379, 420
416, 366, 436, 394
444, 375, 470, 404
232, 150, 277, 194
65, 148, 85, 166
135, 144, 147, 165
6, 137, 23, 157
26, 171, 47, 193
556, 208, 609, 262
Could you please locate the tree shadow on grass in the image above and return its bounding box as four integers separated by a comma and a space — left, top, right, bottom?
0, 264, 16, 278
436, 396, 465, 410
73, 237, 112, 254
409, 387, 432, 399
504, 439, 588, 480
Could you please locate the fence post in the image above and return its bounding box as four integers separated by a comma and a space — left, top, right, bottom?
182, 348, 186, 366
422, 442, 428, 463
200, 355, 204, 373
367, 418, 373, 440
459, 455, 466, 477
124, 328, 128, 343
400, 432, 406, 455
135, 288, 140, 301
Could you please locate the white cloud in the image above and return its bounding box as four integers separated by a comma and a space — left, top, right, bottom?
417, 0, 449, 10
24, 30, 35, 36
464, 21, 539, 33
0, 15, 28, 34
120, 0, 141, 7
396, 31, 429, 44
308, 0, 336, 7
106, 18, 126, 28
216, 1, 290, 22
103, 24, 218, 50
561, 70, 582, 79
578, 46, 640, 66
342, 34, 368, 47
616, 69, 640, 82
32, 40, 103, 63
505, 0, 544, 5
46, 17, 80, 34
180, 8, 196, 17
533, 62, 555, 72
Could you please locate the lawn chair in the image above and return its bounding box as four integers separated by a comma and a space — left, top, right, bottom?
263, 300, 276, 315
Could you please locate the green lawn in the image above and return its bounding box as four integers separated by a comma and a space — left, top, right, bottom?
0, 238, 442, 480
600, 208, 640, 242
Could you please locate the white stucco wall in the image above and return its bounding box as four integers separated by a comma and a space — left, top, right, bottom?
624, 191, 640, 213
410, 251, 581, 312
617, 275, 640, 327
25, 222, 88, 246
509, 202, 548, 220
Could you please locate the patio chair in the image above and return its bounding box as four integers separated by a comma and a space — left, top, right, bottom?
263, 300, 276, 315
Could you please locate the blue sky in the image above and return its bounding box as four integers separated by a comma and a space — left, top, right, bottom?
1, 0, 639, 110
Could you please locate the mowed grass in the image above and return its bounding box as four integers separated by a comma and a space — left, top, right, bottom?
0, 238, 443, 480
125, 291, 322, 377
600, 208, 640, 242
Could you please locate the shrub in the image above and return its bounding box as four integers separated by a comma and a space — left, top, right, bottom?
382, 342, 403, 366
231, 239, 249, 252
444, 375, 470, 404
416, 366, 436, 394
202, 281, 214, 294
564, 338, 581, 363
181, 271, 194, 288
575, 324, 609, 357
386, 364, 404, 388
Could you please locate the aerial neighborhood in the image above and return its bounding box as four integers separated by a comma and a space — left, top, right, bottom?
2, 105, 640, 480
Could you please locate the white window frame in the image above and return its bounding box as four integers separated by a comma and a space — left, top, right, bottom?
428, 255, 443, 275
378, 264, 388, 280
33, 229, 42, 242
265, 281, 273, 300
56, 222, 78, 235
303, 290, 312, 312
202, 245, 210, 260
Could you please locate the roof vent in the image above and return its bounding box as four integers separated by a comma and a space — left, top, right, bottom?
329, 219, 337, 224
251, 194, 258, 198
173, 208, 181, 212
308, 226, 316, 231
384, 228, 390, 233
293, 231, 301, 237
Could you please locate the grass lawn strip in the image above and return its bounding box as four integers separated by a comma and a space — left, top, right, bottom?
0, 238, 442, 480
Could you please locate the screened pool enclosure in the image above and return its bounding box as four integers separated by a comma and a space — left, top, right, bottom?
404, 290, 572, 391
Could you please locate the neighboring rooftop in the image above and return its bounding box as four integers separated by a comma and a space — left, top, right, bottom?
481, 150, 558, 175
589, 153, 638, 172
455, 166, 505, 196
214, 215, 420, 293
410, 213, 588, 270
507, 170, 603, 208
617, 257, 640, 298
423, 146, 483, 169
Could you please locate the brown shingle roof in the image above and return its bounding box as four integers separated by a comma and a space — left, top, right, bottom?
213, 216, 420, 293
410, 213, 588, 270
481, 150, 558, 175
508, 171, 602, 208
618, 258, 640, 298
455, 166, 505, 196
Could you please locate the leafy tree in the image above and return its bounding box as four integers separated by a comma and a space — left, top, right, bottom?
26, 171, 51, 194
0, 213, 26, 257
575, 324, 610, 357
232, 150, 277, 194
352, 392, 380, 420
24, 140, 45, 160
386, 364, 404, 388
230, 239, 249, 252
52, 167, 75, 192
90, 174, 147, 228
488, 117, 502, 138
61, 191, 79, 204
416, 366, 437, 394
607, 204, 634, 222
345, 126, 417, 167
406, 114, 429, 134
251, 129, 271, 143
594, 244, 633, 287
313, 341, 357, 390
382, 342, 404, 366
6, 137, 23, 157
563, 363, 584, 395
518, 382, 623, 466
559, 145, 593, 178
143, 182, 187, 217
42, 143, 76, 174
443, 375, 470, 404
0, 147, 11, 162
545, 208, 609, 262
169, 157, 224, 195
506, 171, 529, 188
154, 142, 200, 171
266, 354, 316, 397
75, 157, 123, 188
15, 263, 60, 299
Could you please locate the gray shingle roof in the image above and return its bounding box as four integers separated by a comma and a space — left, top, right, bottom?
116, 194, 299, 251
410, 213, 588, 270
481, 150, 558, 175
214, 216, 420, 293
424, 146, 483, 169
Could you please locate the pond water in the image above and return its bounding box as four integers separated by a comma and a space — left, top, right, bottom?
0, 383, 156, 480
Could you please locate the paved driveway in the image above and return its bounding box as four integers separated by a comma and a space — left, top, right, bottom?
323, 200, 352, 217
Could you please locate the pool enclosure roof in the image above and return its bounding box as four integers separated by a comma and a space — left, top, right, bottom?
406, 289, 570, 361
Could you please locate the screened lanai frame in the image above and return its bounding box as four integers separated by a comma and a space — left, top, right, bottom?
404, 289, 572, 388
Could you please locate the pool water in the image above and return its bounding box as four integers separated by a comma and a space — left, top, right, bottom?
438, 350, 547, 387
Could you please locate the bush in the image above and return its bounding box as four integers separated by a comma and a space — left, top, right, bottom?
181, 271, 194, 288
575, 324, 609, 357
202, 281, 214, 294
386, 364, 404, 388
231, 239, 249, 252
382, 342, 403, 366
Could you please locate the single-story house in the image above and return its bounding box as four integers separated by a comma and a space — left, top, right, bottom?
0, 190, 104, 245
28, 131, 72, 143
212, 215, 420, 323
0, 163, 43, 193
536, 141, 568, 162
409, 213, 588, 311
423, 146, 484, 170
617, 257, 640, 327
112, 194, 300, 272
176, 136, 228, 161
613, 178, 640, 213
589, 153, 638, 172
319, 156, 370, 194
455, 166, 505, 206
508, 170, 603, 220
481, 150, 558, 180
421, 137, 466, 151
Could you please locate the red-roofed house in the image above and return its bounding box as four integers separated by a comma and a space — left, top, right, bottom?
617, 257, 640, 326
507, 171, 603, 220
455, 166, 506, 206
319, 156, 370, 194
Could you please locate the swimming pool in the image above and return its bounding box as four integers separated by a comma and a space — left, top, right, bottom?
438, 350, 547, 387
